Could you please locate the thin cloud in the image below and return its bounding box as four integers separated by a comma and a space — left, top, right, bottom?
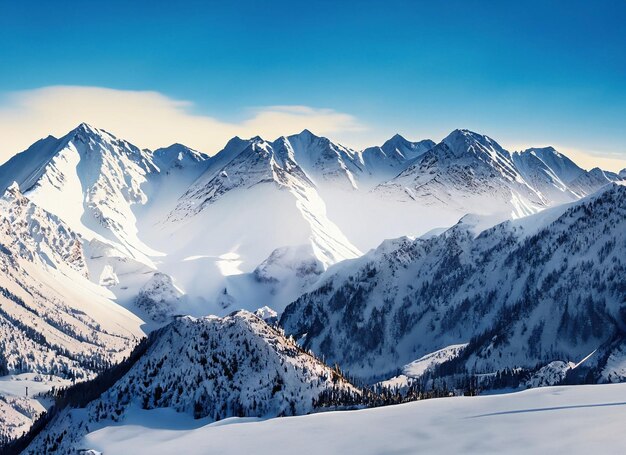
0, 86, 366, 163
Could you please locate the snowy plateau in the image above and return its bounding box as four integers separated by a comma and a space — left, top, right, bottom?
0, 123, 624, 454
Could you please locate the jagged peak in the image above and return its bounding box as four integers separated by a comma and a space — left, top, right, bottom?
162, 142, 191, 150
381, 133, 410, 149
445, 128, 486, 142
440, 128, 507, 159
60, 122, 125, 149
298, 128, 316, 138
70, 122, 106, 138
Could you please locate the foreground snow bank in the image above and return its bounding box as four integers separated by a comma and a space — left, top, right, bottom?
84, 383, 626, 454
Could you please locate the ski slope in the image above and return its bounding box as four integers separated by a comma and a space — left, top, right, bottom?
83, 383, 626, 454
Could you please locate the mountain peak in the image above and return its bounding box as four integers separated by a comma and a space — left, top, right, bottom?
294, 129, 321, 142
446, 128, 482, 140
73, 122, 100, 135
382, 133, 409, 147
65, 122, 114, 145
152, 143, 209, 171
441, 128, 507, 159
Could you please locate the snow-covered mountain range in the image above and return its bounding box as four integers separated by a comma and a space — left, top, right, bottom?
280, 183, 626, 383
0, 124, 620, 319
0, 122, 624, 451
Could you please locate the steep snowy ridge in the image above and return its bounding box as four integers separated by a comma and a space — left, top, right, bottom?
0, 135, 62, 195
171, 137, 314, 216
512, 149, 581, 204
24, 310, 358, 454
278, 130, 363, 189
522, 146, 586, 184
281, 184, 626, 382
514, 147, 621, 202
0, 124, 159, 261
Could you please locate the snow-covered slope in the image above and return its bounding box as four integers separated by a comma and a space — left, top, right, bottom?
521, 146, 586, 184
23, 310, 358, 454
77, 383, 626, 455
567, 167, 620, 196
513, 147, 622, 202
281, 184, 626, 381
157, 134, 361, 313
0, 185, 143, 378
0, 185, 145, 443
512, 148, 582, 204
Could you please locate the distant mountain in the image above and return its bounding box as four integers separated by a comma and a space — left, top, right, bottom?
512, 147, 582, 204
375, 129, 546, 217
151, 143, 209, 174
361, 134, 435, 181
0, 124, 621, 319
568, 167, 622, 196
381, 134, 436, 161
521, 146, 586, 184
24, 310, 358, 454
281, 184, 626, 382
513, 146, 622, 203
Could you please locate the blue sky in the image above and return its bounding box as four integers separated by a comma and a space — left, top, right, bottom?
0, 0, 625, 169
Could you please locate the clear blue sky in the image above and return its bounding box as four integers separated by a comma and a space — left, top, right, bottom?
1, 0, 625, 164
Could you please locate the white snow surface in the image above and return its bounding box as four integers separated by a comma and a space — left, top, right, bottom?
81, 383, 626, 454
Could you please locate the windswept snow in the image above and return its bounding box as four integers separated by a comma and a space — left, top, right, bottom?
82, 383, 626, 455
